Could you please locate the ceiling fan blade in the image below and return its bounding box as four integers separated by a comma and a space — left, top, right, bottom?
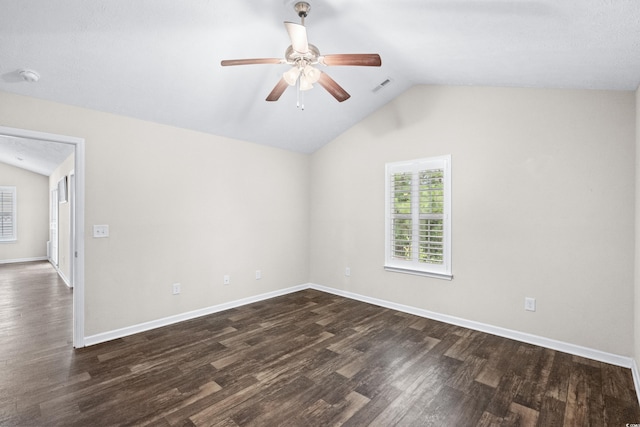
320, 54, 382, 67
221, 58, 283, 66
317, 72, 350, 102
284, 22, 309, 54
266, 78, 289, 102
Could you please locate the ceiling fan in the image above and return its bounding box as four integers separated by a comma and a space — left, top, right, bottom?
220, 1, 381, 108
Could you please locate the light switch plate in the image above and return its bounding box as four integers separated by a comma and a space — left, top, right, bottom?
93, 225, 109, 238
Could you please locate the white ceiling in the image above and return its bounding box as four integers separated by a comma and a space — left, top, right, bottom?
0, 0, 639, 171
0, 135, 75, 176
0, 135, 74, 176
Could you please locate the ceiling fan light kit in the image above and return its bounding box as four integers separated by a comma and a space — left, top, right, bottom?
221, 1, 381, 109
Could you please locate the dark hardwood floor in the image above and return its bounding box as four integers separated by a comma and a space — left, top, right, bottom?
1, 261, 639, 426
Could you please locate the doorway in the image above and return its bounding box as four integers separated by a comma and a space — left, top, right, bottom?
0, 126, 85, 348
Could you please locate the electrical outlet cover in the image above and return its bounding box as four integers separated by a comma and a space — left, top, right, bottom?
93, 224, 109, 238
524, 297, 536, 312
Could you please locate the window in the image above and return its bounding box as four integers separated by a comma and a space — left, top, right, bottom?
0, 186, 17, 242
385, 156, 451, 279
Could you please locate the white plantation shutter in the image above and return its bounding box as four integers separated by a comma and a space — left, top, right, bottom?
0, 187, 17, 242
419, 169, 445, 264
385, 156, 451, 279
389, 171, 412, 261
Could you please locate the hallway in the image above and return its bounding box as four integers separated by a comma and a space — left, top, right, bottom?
0, 261, 73, 421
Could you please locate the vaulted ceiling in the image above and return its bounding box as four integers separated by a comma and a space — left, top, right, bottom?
1, 0, 639, 171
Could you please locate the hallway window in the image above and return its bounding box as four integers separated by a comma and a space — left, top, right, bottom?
0, 186, 17, 242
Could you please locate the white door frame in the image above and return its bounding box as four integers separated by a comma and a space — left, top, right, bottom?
0, 126, 85, 348
69, 172, 75, 288
51, 188, 59, 266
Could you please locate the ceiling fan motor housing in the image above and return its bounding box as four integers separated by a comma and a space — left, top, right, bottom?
285, 44, 320, 66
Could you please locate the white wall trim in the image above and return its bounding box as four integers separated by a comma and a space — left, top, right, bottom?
81, 281, 640, 404
57, 269, 71, 288
84, 281, 635, 373
84, 284, 309, 347
632, 359, 640, 405
49, 259, 72, 288
309, 283, 635, 369
0, 256, 48, 264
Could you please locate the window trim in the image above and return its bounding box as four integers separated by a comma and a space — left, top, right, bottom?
384, 155, 452, 280
0, 186, 17, 243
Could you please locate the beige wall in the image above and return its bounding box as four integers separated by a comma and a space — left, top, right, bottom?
0, 162, 48, 261
310, 85, 635, 356
49, 153, 75, 283
1, 86, 636, 358
0, 90, 310, 336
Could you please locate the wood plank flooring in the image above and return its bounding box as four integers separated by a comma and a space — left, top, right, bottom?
1, 261, 639, 426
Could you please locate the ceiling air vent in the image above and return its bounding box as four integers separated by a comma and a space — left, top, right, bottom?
372, 78, 392, 93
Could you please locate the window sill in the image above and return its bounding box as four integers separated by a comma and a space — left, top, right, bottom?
384, 266, 453, 281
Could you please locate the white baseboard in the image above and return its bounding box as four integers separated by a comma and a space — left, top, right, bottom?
83, 284, 308, 347
58, 271, 71, 288
632, 359, 640, 405
83, 281, 637, 374
57, 268, 71, 288
48, 259, 72, 288
309, 283, 635, 370
0, 256, 48, 264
